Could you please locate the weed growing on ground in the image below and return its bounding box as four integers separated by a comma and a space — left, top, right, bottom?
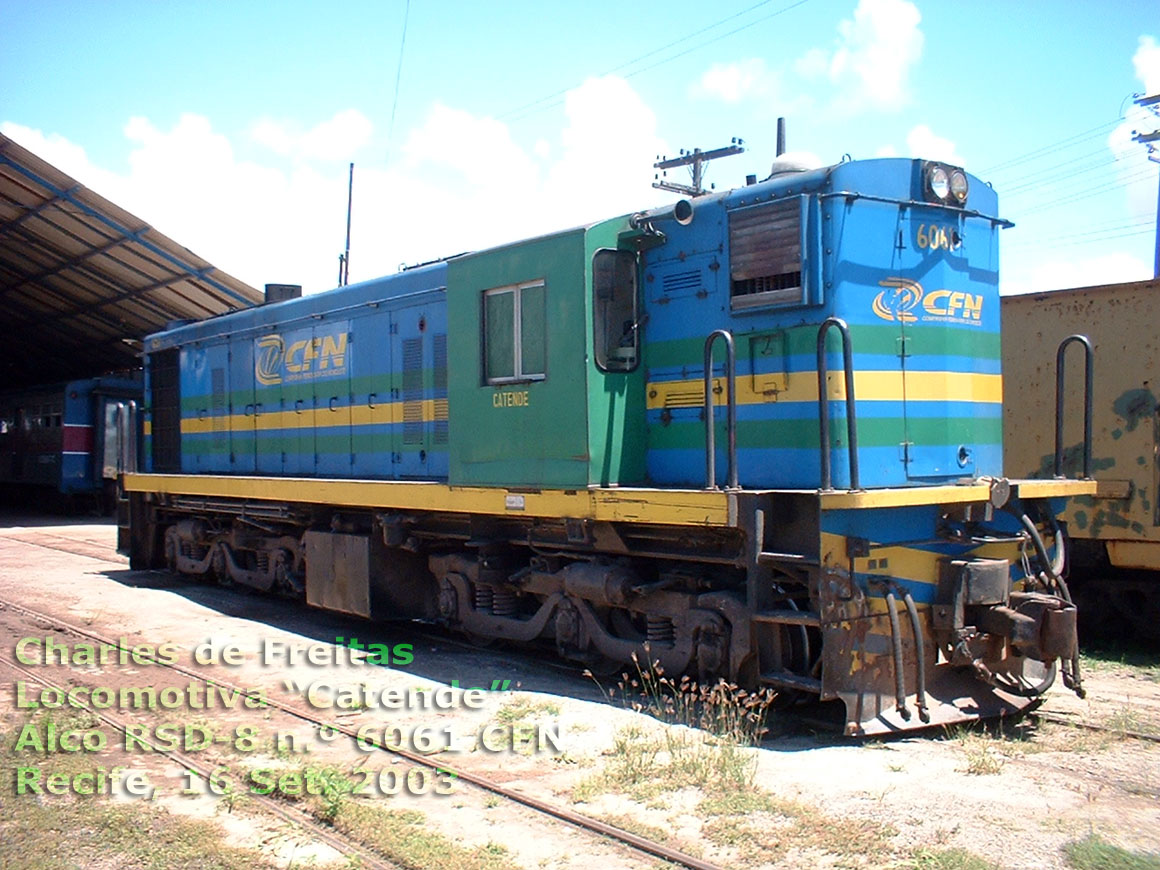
586, 648, 777, 745
595, 813, 673, 844
495, 696, 560, 724
1080, 646, 1160, 683
572, 722, 757, 803
0, 790, 277, 869
912, 847, 999, 869
330, 804, 520, 870
944, 726, 1006, 775
696, 792, 896, 867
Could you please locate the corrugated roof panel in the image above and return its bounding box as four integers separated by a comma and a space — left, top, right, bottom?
0, 132, 263, 388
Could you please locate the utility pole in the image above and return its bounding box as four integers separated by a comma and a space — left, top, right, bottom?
653, 138, 745, 197
1133, 93, 1160, 278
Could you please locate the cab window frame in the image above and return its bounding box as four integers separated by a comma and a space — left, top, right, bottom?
482, 279, 547, 385
592, 248, 640, 374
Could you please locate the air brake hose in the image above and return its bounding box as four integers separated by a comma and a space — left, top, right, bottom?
1017, 512, 1062, 594
882, 588, 911, 721
872, 578, 928, 724
1018, 512, 1085, 698
899, 590, 930, 723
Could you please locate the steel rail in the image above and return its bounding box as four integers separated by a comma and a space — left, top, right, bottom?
0, 654, 400, 870
1031, 710, 1160, 744
0, 595, 727, 870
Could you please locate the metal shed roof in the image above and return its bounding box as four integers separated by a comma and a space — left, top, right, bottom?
0, 132, 263, 389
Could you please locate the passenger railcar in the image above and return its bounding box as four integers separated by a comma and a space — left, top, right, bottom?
122, 156, 1095, 735
0, 375, 140, 508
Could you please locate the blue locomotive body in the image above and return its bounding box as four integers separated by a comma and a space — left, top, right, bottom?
124, 156, 1094, 736
641, 158, 1002, 490
144, 265, 449, 481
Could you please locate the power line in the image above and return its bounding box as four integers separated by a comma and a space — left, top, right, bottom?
1006, 227, 1153, 252
980, 118, 1122, 175
387, 0, 411, 146
1015, 164, 1158, 216
999, 148, 1120, 196
1004, 219, 1152, 248
500, 0, 813, 123
497, 0, 783, 122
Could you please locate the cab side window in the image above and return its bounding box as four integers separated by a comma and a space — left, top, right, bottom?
592, 249, 639, 372
483, 280, 546, 384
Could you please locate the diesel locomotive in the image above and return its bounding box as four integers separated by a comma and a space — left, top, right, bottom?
121, 155, 1095, 736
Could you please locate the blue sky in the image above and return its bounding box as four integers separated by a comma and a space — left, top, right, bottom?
2, 0, 1157, 295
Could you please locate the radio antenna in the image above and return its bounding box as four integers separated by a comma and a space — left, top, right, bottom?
338, 162, 354, 286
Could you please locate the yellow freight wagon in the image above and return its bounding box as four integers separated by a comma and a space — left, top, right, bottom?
1002, 278, 1159, 643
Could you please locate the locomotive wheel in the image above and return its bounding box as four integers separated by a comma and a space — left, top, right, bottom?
162, 526, 182, 575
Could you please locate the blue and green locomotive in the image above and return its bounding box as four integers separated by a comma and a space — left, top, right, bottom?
122, 155, 1094, 735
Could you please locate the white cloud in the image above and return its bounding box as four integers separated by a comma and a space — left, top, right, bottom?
1109, 34, 1160, 221
793, 48, 829, 80
802, 0, 923, 113
399, 103, 538, 191
549, 76, 668, 215
3, 77, 675, 295
1134, 34, 1160, 92
250, 109, 373, 162
868, 125, 964, 166
692, 59, 773, 104
905, 124, 965, 166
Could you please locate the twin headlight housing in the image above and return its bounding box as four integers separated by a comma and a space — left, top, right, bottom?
923, 161, 969, 207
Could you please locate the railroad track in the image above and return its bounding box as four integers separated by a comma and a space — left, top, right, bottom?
0, 528, 126, 563
0, 594, 726, 870
1029, 710, 1160, 744
0, 653, 401, 870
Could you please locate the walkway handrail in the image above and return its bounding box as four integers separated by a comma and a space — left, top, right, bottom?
816, 317, 860, 491
704, 329, 738, 490
1054, 334, 1094, 479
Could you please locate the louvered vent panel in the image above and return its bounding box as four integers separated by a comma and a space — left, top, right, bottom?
662, 269, 701, 294
433, 333, 448, 444
211, 367, 227, 448
150, 349, 181, 473
730, 199, 803, 306
402, 337, 424, 445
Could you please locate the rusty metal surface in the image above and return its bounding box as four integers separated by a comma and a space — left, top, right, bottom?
840, 660, 1046, 737
1002, 280, 1160, 569
304, 531, 372, 617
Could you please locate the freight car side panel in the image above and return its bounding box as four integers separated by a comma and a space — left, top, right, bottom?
1002, 279, 1160, 569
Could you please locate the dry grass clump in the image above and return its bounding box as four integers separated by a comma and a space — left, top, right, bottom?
331, 804, 519, 870
572, 722, 756, 803
587, 648, 777, 746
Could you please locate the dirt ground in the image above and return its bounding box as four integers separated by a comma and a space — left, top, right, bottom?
0, 514, 1157, 870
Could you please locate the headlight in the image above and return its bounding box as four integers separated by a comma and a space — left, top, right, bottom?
928, 166, 949, 201
949, 169, 968, 203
